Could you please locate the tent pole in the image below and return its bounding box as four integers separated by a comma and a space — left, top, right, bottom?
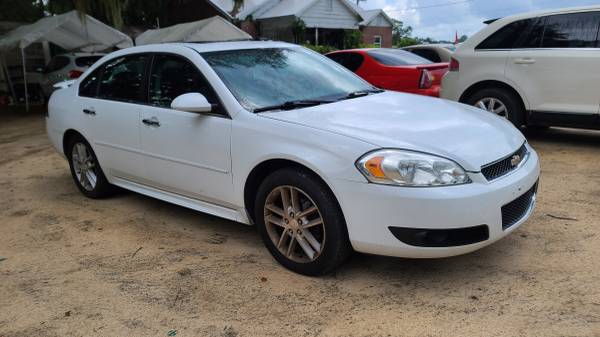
21, 47, 29, 112
0, 53, 16, 103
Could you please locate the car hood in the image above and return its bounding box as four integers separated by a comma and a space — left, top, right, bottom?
259, 91, 526, 171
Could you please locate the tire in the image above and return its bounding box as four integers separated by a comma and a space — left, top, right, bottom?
66, 134, 115, 199
466, 87, 525, 127
254, 168, 352, 276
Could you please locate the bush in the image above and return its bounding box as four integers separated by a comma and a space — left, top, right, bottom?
302, 44, 338, 54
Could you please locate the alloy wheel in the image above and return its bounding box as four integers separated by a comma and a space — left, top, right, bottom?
474, 97, 508, 118
71, 142, 97, 191
263, 186, 325, 263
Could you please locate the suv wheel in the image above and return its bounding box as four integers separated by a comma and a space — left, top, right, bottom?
255, 168, 351, 275
467, 87, 524, 127
67, 135, 115, 198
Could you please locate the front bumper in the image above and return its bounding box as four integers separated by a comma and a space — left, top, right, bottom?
331, 145, 540, 258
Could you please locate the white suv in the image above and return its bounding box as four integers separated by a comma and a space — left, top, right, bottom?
442, 6, 600, 129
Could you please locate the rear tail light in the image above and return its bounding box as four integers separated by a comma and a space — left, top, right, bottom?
419, 69, 433, 89
67, 70, 83, 79
449, 58, 460, 71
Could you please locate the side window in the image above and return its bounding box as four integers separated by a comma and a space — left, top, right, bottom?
515, 18, 545, 48
542, 12, 600, 48
476, 19, 533, 50
98, 54, 149, 103
149, 54, 223, 113
79, 68, 102, 98
411, 49, 441, 63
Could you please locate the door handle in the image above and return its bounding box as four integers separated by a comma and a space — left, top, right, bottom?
142, 117, 161, 127
83, 108, 96, 115
514, 58, 536, 65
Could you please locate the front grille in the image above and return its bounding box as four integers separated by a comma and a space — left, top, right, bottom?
481, 144, 528, 181
501, 182, 538, 230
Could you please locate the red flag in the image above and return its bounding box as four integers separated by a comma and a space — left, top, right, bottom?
454, 31, 459, 44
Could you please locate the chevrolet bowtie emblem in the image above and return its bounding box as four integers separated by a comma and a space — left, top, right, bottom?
510, 154, 522, 167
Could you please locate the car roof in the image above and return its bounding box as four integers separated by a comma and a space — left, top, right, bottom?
494, 5, 600, 22
113, 40, 297, 56
402, 44, 454, 50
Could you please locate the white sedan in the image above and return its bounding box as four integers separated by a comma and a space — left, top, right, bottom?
46, 41, 540, 275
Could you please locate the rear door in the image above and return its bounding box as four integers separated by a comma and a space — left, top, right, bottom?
506, 11, 600, 117
77, 54, 149, 181
139, 53, 234, 206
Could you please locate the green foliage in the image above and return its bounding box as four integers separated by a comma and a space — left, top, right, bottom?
302, 44, 338, 54
343, 30, 362, 49
46, 0, 128, 29
291, 18, 306, 44
396, 37, 420, 47
0, 0, 45, 23
391, 18, 412, 46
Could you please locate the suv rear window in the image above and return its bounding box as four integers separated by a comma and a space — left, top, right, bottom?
367, 49, 431, 66
476, 19, 534, 50
75, 56, 103, 67
541, 12, 600, 48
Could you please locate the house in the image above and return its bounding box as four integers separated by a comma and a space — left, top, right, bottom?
237, 0, 394, 48
163, 0, 394, 48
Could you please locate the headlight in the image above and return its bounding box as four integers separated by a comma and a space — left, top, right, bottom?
356, 149, 471, 186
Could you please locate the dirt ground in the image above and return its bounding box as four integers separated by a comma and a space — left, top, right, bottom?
0, 111, 599, 337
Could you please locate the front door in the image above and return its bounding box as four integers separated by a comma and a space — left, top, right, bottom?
506, 12, 600, 116
139, 54, 234, 206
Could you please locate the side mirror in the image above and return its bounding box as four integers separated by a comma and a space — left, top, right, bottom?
171, 93, 212, 113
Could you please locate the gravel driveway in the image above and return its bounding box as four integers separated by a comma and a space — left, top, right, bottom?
1, 112, 599, 337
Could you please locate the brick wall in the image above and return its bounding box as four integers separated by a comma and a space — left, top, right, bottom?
361, 26, 393, 48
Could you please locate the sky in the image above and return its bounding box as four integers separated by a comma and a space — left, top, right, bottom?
359, 0, 599, 41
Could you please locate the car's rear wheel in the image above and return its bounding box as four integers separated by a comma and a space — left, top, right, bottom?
467, 87, 524, 127
255, 168, 351, 275
67, 135, 115, 198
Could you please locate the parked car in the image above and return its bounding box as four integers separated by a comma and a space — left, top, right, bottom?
39, 53, 104, 98
326, 48, 449, 97
47, 41, 539, 275
402, 44, 456, 63
441, 6, 600, 129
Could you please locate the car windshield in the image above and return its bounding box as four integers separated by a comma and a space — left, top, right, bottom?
367, 49, 432, 66
201, 47, 377, 112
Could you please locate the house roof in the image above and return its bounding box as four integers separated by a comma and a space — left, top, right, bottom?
358, 9, 394, 27
205, 0, 235, 20
236, 0, 363, 21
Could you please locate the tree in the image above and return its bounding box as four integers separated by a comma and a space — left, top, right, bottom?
0, 0, 45, 23
391, 19, 412, 46
291, 18, 306, 44
47, 0, 128, 29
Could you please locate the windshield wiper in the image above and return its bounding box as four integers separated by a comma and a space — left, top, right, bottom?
342, 89, 385, 100
254, 99, 333, 113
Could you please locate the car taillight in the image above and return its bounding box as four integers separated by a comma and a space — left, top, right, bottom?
449, 58, 460, 71
67, 70, 83, 79
419, 69, 433, 89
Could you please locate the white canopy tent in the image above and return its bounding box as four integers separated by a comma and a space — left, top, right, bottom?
0, 10, 133, 111
136, 16, 251, 45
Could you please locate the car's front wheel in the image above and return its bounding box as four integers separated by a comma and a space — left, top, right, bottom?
67, 134, 115, 198
467, 87, 524, 127
255, 168, 351, 275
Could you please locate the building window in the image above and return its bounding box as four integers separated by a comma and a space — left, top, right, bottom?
374, 35, 382, 48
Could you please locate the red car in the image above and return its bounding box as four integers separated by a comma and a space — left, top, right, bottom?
325, 48, 449, 97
